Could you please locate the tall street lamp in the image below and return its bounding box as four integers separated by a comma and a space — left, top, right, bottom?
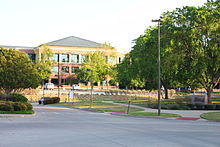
152, 18, 163, 116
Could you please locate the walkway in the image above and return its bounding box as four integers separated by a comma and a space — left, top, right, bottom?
106, 101, 220, 120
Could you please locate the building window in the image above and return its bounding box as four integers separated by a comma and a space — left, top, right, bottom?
52, 54, 59, 62
71, 67, 79, 73
52, 66, 58, 73
81, 55, 86, 63
61, 54, 69, 62
71, 54, 79, 63
108, 56, 115, 64
62, 66, 69, 73
28, 54, 36, 62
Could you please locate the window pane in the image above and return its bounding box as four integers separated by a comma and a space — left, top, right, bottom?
52, 54, 59, 62
62, 66, 69, 73
71, 67, 79, 73
52, 66, 58, 73
61, 54, 69, 62
28, 54, 36, 62
108, 56, 115, 64
71, 54, 79, 63
81, 55, 86, 63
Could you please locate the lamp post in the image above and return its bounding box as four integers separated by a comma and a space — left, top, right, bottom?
87, 69, 93, 108
58, 55, 61, 99
152, 18, 163, 116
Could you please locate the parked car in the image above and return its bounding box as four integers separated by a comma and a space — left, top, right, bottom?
72, 84, 80, 90
38, 97, 50, 104
44, 83, 54, 90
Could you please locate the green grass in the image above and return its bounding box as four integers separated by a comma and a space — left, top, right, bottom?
120, 112, 181, 117
52, 101, 144, 113
0, 110, 35, 114
200, 112, 220, 121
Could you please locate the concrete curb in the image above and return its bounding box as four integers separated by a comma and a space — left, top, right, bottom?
0, 112, 36, 117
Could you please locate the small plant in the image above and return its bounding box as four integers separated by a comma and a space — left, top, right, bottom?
11, 93, 28, 102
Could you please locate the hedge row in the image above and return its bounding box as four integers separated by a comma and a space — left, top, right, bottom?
148, 103, 220, 110
0, 101, 32, 111
0, 93, 28, 102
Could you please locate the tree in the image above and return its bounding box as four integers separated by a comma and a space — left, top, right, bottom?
162, 0, 220, 101
0, 47, 41, 94
77, 52, 111, 85
35, 44, 54, 79
116, 54, 145, 89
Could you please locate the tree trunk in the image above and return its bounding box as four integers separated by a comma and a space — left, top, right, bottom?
164, 87, 169, 99
206, 88, 212, 104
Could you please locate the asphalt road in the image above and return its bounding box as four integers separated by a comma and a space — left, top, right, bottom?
0, 105, 220, 147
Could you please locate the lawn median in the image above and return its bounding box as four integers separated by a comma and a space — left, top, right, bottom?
200, 112, 220, 121
52, 101, 144, 113
118, 112, 181, 118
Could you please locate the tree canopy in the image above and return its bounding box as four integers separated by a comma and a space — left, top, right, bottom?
35, 44, 54, 79
117, 0, 219, 100
0, 47, 41, 93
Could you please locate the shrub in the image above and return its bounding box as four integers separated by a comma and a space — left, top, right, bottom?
204, 104, 216, 110
216, 104, 220, 110
11, 93, 28, 102
24, 103, 33, 110
0, 102, 14, 111
19, 103, 28, 111
13, 102, 22, 111
0, 94, 14, 101
195, 103, 205, 110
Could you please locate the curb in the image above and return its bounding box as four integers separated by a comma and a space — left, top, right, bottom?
0, 112, 36, 118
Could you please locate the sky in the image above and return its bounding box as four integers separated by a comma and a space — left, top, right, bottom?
0, 0, 207, 53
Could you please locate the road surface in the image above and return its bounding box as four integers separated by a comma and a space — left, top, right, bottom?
0, 104, 220, 147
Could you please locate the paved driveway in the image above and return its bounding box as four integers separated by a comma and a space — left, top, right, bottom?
0, 104, 220, 147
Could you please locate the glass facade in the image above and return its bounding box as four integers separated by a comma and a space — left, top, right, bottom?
27, 54, 36, 62
71, 54, 79, 63
62, 66, 69, 73
52, 66, 58, 73
81, 55, 86, 63
71, 67, 79, 73
61, 54, 69, 62
108, 56, 115, 64
52, 54, 59, 62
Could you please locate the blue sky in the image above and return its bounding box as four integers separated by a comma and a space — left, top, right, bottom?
0, 0, 207, 52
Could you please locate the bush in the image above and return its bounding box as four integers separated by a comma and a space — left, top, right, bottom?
0, 93, 28, 102
0, 94, 14, 101
13, 103, 22, 111
24, 103, 33, 110
204, 104, 216, 110
0, 102, 14, 111
0, 101, 32, 111
11, 93, 28, 102
216, 104, 220, 110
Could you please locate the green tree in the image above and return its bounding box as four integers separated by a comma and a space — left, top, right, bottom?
116, 54, 145, 89
162, 0, 220, 100
35, 44, 54, 79
77, 52, 111, 86
0, 47, 41, 94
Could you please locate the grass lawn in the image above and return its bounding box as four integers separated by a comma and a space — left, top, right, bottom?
119, 112, 181, 117
200, 112, 220, 121
52, 101, 144, 113
0, 110, 35, 114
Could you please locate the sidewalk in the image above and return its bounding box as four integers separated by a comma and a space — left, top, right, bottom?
106, 101, 220, 120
